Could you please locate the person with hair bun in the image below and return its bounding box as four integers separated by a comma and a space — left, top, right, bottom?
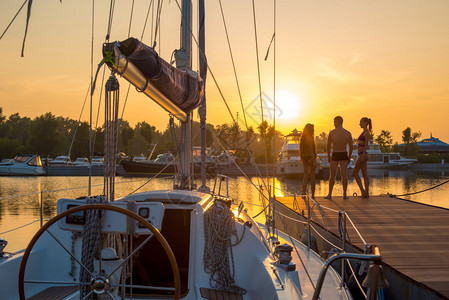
353, 117, 372, 198
299, 123, 317, 199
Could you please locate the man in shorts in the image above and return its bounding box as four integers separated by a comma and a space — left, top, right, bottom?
325, 116, 353, 199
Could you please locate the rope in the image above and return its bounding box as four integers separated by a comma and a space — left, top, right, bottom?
173, 0, 272, 199
209, 129, 266, 202
80, 196, 105, 299
126, 161, 177, 195
203, 202, 246, 294
388, 179, 449, 197
152, 0, 164, 48
309, 224, 342, 251
127, 0, 135, 38
88, 0, 96, 196
140, 0, 155, 40
0, 0, 28, 40
251, 0, 264, 125
20, 0, 33, 57
0, 178, 161, 202
345, 213, 367, 245
68, 83, 91, 158
217, 0, 249, 131
0, 218, 48, 235
274, 211, 308, 225
347, 258, 367, 299
105, 0, 116, 41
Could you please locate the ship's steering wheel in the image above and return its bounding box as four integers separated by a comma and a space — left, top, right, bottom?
18, 204, 180, 300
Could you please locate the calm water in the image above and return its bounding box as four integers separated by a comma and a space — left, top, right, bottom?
1, 169, 448, 252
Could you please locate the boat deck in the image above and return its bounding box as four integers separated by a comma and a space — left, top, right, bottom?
276, 195, 449, 299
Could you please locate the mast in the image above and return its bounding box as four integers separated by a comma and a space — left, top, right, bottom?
177, 0, 193, 189
198, 0, 208, 191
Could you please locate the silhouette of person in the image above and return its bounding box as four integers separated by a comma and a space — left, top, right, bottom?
299, 123, 317, 199
325, 116, 353, 199
353, 117, 372, 198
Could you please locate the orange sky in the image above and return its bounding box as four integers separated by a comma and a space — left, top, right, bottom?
1, 0, 448, 144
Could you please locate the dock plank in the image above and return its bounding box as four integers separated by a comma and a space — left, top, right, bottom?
277, 195, 449, 298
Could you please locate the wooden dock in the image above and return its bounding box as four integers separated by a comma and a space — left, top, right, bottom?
275, 195, 449, 299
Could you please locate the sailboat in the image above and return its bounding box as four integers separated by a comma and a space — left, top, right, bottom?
0, 1, 385, 299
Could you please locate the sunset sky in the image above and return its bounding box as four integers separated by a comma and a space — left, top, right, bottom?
1, 0, 448, 144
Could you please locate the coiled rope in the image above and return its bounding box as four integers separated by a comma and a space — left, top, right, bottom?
203, 202, 246, 294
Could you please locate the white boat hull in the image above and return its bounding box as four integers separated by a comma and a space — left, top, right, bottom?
0, 190, 351, 300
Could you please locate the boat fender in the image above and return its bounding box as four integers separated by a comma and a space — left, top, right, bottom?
347, 263, 367, 298
300, 228, 318, 253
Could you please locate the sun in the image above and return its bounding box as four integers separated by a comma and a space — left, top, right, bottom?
272, 91, 303, 121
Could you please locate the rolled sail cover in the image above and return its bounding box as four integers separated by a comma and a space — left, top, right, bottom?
111, 37, 204, 114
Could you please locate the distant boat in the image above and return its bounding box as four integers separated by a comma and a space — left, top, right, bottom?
0, 154, 46, 176
72, 157, 89, 166
49, 155, 71, 166
121, 152, 216, 176
276, 129, 319, 178
352, 142, 417, 168
121, 153, 177, 176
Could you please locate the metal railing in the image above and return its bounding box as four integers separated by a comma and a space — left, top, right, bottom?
211, 174, 384, 299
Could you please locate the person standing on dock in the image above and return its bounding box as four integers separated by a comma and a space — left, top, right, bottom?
353, 117, 372, 198
299, 123, 317, 199
325, 116, 353, 199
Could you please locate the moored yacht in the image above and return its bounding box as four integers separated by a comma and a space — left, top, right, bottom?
0, 1, 387, 299
277, 129, 319, 178
0, 154, 46, 176
352, 142, 417, 168
49, 155, 72, 166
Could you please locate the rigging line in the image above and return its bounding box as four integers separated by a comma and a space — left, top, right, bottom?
120, 0, 135, 128
251, 0, 270, 179
151, 0, 155, 43
92, 64, 107, 152
127, 160, 177, 196
140, 0, 155, 40
209, 128, 267, 199
120, 84, 132, 120
0, 219, 48, 235
251, 0, 264, 125
217, 0, 249, 131
153, 0, 164, 48
128, 0, 135, 38
346, 259, 368, 299
105, 0, 116, 41
172, 0, 271, 194
88, 0, 96, 196
345, 212, 367, 245
68, 82, 92, 158
0, 0, 28, 40
270, 0, 278, 235
390, 179, 449, 197
20, 0, 32, 57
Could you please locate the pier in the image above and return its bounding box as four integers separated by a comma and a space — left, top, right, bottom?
275, 195, 449, 299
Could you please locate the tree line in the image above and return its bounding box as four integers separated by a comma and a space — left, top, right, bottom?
0, 107, 433, 163
0, 107, 285, 163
